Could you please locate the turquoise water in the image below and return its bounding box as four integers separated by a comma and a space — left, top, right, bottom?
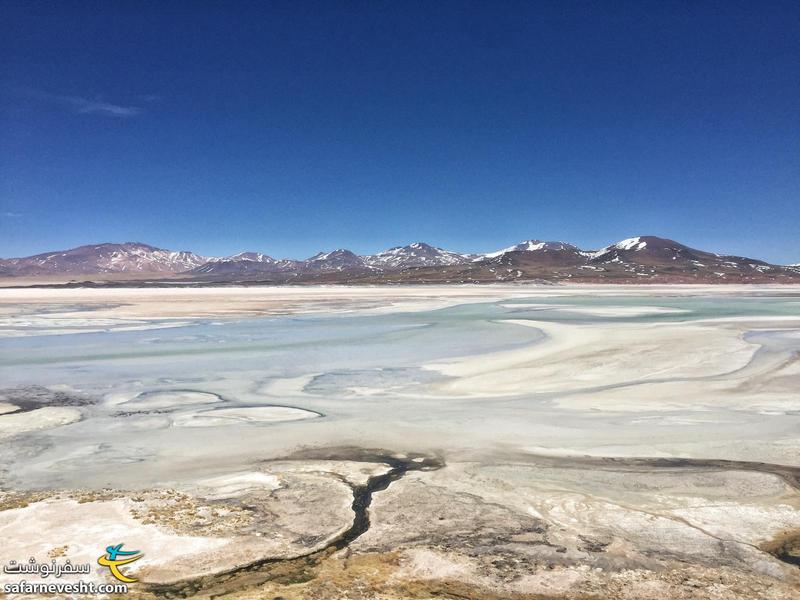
1, 293, 798, 490
498, 295, 800, 322
1, 294, 799, 387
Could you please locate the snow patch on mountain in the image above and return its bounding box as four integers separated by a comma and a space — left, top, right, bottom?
586, 237, 649, 260
364, 242, 468, 269
305, 249, 367, 271
480, 240, 578, 260
615, 237, 648, 251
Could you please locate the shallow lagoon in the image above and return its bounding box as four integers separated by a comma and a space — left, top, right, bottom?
1, 291, 799, 490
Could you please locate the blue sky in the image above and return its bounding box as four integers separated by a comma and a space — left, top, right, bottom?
1, 1, 798, 263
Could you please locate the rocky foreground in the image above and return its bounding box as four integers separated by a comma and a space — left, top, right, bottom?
2, 447, 799, 600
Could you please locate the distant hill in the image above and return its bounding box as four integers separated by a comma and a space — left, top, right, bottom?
0, 242, 207, 276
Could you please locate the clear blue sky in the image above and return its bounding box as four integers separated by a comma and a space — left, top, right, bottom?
1, 1, 798, 263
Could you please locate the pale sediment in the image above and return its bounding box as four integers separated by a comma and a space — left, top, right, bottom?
1, 286, 799, 599
2, 450, 799, 600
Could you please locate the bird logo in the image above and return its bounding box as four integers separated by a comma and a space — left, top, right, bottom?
97, 544, 143, 583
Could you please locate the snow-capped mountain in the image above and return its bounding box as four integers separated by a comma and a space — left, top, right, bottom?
364, 242, 469, 269
0, 243, 209, 275
223, 252, 274, 263
478, 241, 586, 271
583, 236, 777, 274
472, 235, 796, 281
586, 236, 700, 263
191, 252, 304, 276
481, 240, 579, 260
303, 249, 368, 272
3, 237, 798, 283
191, 243, 469, 278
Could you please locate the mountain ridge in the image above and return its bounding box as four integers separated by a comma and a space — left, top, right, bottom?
2, 236, 799, 284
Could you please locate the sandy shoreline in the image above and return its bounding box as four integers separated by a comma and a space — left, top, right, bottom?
3, 283, 800, 319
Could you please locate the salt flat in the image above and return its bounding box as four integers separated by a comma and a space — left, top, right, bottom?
0, 284, 799, 599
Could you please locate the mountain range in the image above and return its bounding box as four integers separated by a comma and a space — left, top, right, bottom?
2, 237, 799, 284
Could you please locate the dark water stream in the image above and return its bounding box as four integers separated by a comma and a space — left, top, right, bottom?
147, 448, 444, 598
